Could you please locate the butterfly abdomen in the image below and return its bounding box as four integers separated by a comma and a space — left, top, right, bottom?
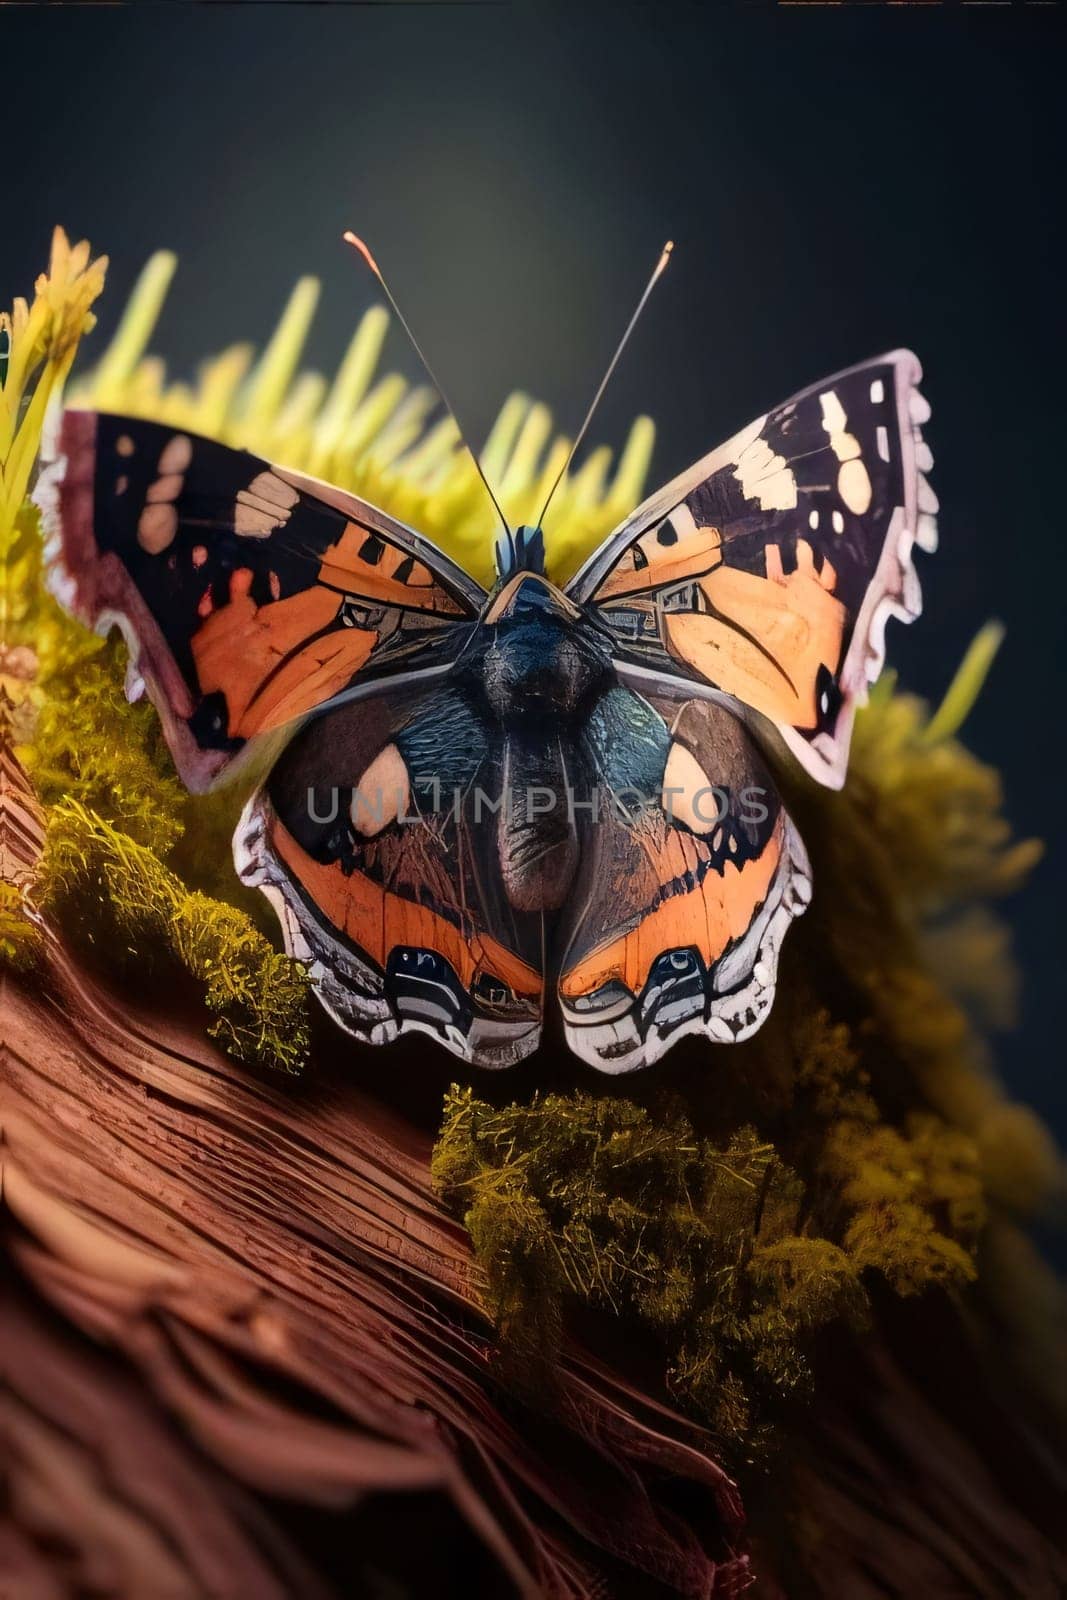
498, 732, 579, 913
481, 583, 610, 913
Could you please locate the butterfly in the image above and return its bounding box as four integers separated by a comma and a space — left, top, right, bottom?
35, 239, 934, 1073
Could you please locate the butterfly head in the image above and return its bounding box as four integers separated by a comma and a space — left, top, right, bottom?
493, 521, 546, 581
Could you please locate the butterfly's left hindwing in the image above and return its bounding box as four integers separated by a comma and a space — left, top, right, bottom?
36, 411, 484, 790
235, 681, 544, 1068
567, 351, 935, 787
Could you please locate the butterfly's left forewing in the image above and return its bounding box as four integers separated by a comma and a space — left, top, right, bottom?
37, 410, 485, 790
566, 350, 935, 788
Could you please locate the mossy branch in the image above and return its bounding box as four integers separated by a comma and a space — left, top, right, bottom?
38, 800, 310, 1074
433, 1079, 984, 1456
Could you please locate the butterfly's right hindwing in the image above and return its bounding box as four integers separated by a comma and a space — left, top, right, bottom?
557, 690, 811, 1071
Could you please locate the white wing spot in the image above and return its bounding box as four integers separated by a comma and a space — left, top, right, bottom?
137, 502, 178, 554
819, 390, 862, 463
733, 436, 797, 511
146, 473, 183, 504
234, 473, 300, 537
158, 434, 193, 475
247, 471, 300, 512
838, 458, 872, 515
661, 742, 716, 833
870, 379, 885, 404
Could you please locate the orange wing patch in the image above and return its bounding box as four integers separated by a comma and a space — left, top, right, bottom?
191, 569, 377, 738
318, 521, 465, 614
665, 540, 845, 729
189, 514, 468, 740
595, 515, 722, 601
271, 817, 543, 1001
560, 818, 782, 1004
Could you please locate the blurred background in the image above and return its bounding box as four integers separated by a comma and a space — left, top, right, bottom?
3, 2, 1063, 1143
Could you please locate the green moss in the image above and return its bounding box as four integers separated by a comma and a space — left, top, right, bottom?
39, 800, 310, 1074
30, 619, 188, 853
434, 1085, 955, 1455
0, 880, 42, 969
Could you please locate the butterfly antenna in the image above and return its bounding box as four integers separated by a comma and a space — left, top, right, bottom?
536, 239, 673, 531
343, 231, 509, 535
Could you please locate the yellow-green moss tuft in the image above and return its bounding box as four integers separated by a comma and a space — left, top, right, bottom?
432, 1083, 981, 1455
0, 880, 42, 969
39, 801, 310, 1073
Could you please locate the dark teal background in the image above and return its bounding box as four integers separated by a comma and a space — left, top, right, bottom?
2, 3, 1064, 1142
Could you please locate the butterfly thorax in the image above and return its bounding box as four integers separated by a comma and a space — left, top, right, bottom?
482, 578, 608, 719
459, 571, 608, 912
